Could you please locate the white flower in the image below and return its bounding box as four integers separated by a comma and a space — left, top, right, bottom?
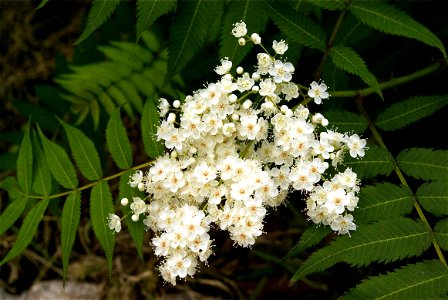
258, 78, 277, 97
330, 214, 356, 236
250, 33, 261, 44
269, 60, 294, 83
108, 214, 121, 233
215, 57, 232, 75
232, 20, 247, 38
129, 170, 144, 188
158, 98, 170, 117
130, 197, 147, 216
347, 134, 367, 158
308, 81, 329, 104
272, 40, 288, 55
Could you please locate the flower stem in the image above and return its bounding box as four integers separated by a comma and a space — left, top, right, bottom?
26, 160, 155, 200
356, 97, 448, 269
331, 63, 441, 98
314, 2, 349, 80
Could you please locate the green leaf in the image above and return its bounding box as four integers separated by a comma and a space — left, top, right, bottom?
167, 0, 224, 78
0, 177, 28, 235
376, 95, 448, 131
340, 260, 448, 300
344, 144, 395, 179
17, 123, 33, 195
290, 218, 432, 284
0, 198, 50, 266
142, 99, 164, 158
264, 0, 326, 51
90, 181, 115, 273
330, 45, 382, 98
323, 110, 368, 134
75, 0, 120, 45
136, 0, 176, 42
354, 183, 414, 223
38, 126, 78, 189
31, 133, 52, 196
397, 148, 448, 182
349, 1, 447, 61
61, 190, 81, 282
119, 171, 146, 260
106, 108, 133, 169
284, 226, 332, 260
434, 219, 448, 251
36, 0, 49, 9
219, 0, 269, 68
59, 119, 103, 181
416, 181, 448, 217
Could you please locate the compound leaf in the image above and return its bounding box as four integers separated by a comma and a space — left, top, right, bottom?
416, 181, 448, 217
17, 123, 33, 195
142, 99, 164, 158
397, 148, 448, 182
61, 190, 81, 282
323, 110, 368, 134
136, 0, 176, 42
106, 108, 133, 169
344, 144, 394, 179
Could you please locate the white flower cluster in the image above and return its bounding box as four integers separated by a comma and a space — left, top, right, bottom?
108, 21, 367, 285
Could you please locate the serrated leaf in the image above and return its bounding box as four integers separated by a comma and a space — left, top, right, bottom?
59, 119, 103, 181
90, 181, 115, 273
0, 177, 27, 235
340, 260, 448, 300
142, 99, 164, 158
397, 148, 448, 182
31, 133, 52, 196
0, 198, 50, 266
219, 0, 269, 68
61, 190, 81, 282
354, 183, 414, 223
344, 144, 394, 179
136, 0, 176, 42
36, 0, 49, 9
434, 219, 448, 251
284, 226, 332, 259
416, 181, 448, 217
75, 0, 120, 45
376, 95, 448, 131
264, 0, 326, 51
290, 218, 432, 284
17, 123, 33, 195
106, 108, 133, 169
330, 45, 382, 98
108, 86, 134, 118
349, 1, 447, 60
119, 171, 145, 260
38, 126, 78, 189
118, 81, 144, 113
323, 110, 368, 134
90, 99, 100, 130
167, 0, 223, 78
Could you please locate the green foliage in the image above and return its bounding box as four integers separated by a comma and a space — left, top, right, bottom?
397, 148, 448, 182
167, 0, 224, 79
75, 0, 121, 45
284, 226, 332, 260
59, 119, 103, 181
31, 134, 52, 196
136, 0, 176, 42
106, 108, 133, 169
349, 1, 447, 61
329, 45, 382, 98
375, 95, 448, 131
416, 181, 448, 217
90, 181, 115, 274
290, 218, 432, 284
57, 31, 177, 128
0, 199, 50, 266
341, 260, 448, 300
61, 190, 81, 282
264, 0, 326, 51
344, 144, 395, 179
323, 109, 368, 134
0, 178, 28, 236
16, 124, 33, 195
435, 219, 448, 251
38, 126, 78, 189
354, 183, 414, 223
